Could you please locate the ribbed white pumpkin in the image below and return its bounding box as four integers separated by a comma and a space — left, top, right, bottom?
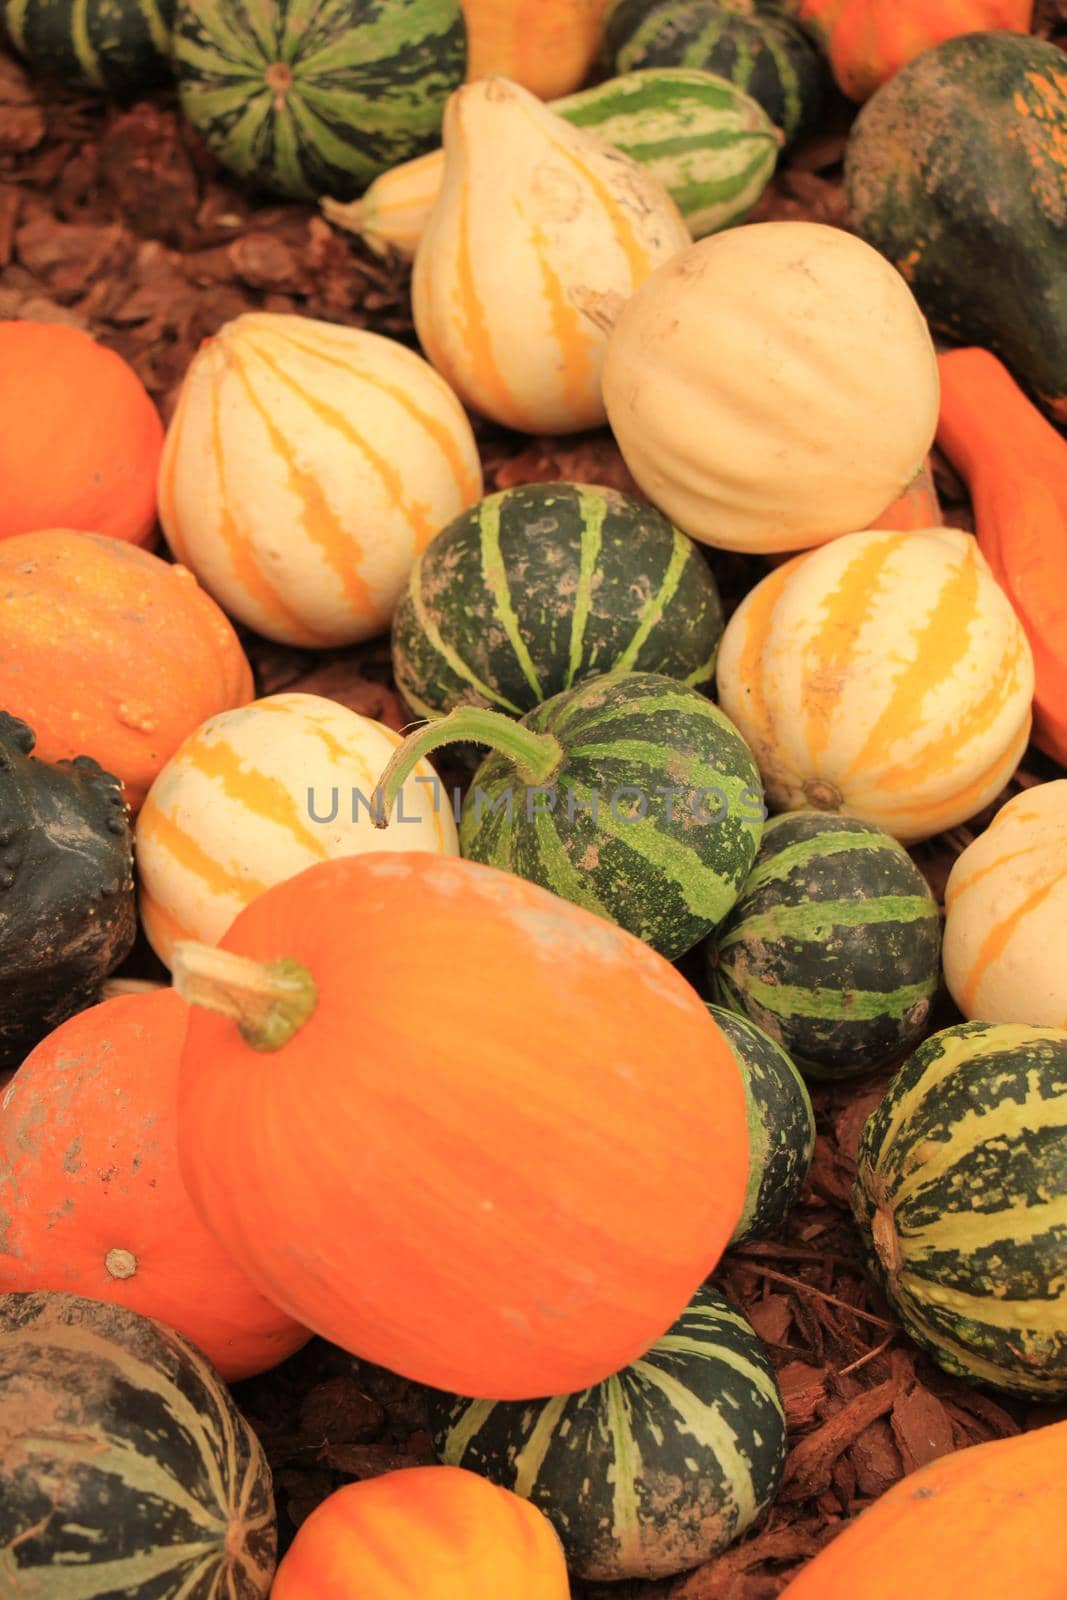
601, 220, 940, 552
412, 76, 690, 434
944, 780, 1067, 1027
157, 313, 483, 647
136, 693, 459, 969
716, 528, 1034, 843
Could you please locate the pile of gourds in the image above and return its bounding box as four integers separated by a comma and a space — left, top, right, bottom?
1, 1, 1066, 1596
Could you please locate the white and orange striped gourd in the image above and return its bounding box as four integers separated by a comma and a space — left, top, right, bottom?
602, 221, 940, 553
716, 528, 1035, 843
412, 77, 690, 435
462, 0, 612, 99
158, 314, 483, 648
943, 780, 1067, 1027
136, 693, 459, 969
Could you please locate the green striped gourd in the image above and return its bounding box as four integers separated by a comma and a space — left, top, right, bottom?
172, 0, 466, 201
0, 1291, 275, 1595
854, 1021, 1067, 1400
324, 66, 781, 257
706, 812, 941, 1079
2, 0, 174, 92
710, 1005, 815, 1243
600, 0, 827, 147
391, 482, 724, 721
376, 672, 765, 960
428, 1280, 786, 1582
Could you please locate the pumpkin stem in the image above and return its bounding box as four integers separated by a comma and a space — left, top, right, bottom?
373, 708, 563, 830
171, 942, 318, 1052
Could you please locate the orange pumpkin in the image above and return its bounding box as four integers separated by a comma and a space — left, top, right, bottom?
173, 852, 749, 1400
0, 990, 310, 1381
778, 1418, 1067, 1599
272, 1466, 570, 1599
0, 321, 164, 545
0, 529, 253, 811
789, 0, 1033, 101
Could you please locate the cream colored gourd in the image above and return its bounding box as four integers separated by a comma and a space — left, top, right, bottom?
135, 693, 458, 968
324, 149, 443, 259
601, 220, 940, 552
716, 528, 1034, 843
943, 780, 1067, 1027
158, 313, 483, 648
412, 76, 690, 434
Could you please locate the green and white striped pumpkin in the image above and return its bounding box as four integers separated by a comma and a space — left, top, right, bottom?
600, 0, 827, 147
2, 0, 174, 93
391, 483, 724, 722
706, 812, 941, 1079
173, 0, 467, 201
710, 1005, 815, 1244
854, 1021, 1067, 1401
427, 1281, 786, 1582
0, 1291, 275, 1596
377, 671, 766, 960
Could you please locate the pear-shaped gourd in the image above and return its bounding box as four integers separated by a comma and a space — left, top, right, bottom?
413, 76, 691, 434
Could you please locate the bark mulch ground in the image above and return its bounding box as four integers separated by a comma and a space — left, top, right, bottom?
2, 14, 1065, 1592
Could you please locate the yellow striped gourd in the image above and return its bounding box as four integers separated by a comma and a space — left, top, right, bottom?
715, 527, 1035, 843
413, 76, 690, 435
135, 693, 458, 969
158, 313, 483, 647
944, 780, 1067, 1028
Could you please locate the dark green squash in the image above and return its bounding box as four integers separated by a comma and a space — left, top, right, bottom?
428, 1279, 786, 1582
706, 811, 941, 1079
710, 1004, 814, 1243
376, 671, 765, 961
0, 713, 136, 1072
600, 0, 828, 147
845, 31, 1067, 423
173, 0, 467, 202
1, 0, 175, 94
854, 1021, 1067, 1400
0, 1290, 276, 1595
391, 482, 724, 722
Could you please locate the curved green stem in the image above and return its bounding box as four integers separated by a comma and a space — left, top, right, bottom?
374, 707, 563, 831
172, 941, 318, 1052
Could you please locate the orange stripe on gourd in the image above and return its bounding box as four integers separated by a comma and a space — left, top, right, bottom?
944, 839, 1046, 910
226, 346, 389, 631
842, 539, 982, 782
181, 735, 330, 861
539, 118, 654, 284
960, 866, 1067, 1014
872, 709, 1031, 823
139, 887, 198, 960
208, 376, 326, 646
262, 327, 482, 506
452, 120, 526, 427
158, 380, 193, 567
526, 214, 597, 418
801, 533, 902, 769
139, 796, 271, 903
730, 556, 809, 778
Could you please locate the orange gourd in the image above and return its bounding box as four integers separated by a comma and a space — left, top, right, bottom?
462, 0, 610, 98
0, 990, 310, 1381
0, 529, 254, 811
173, 852, 749, 1401
936, 347, 1067, 769
0, 321, 163, 545
788, 0, 1033, 101
272, 1466, 570, 1599
778, 1418, 1067, 1599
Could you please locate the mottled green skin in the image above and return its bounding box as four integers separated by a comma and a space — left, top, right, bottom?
2, 0, 175, 92
392, 483, 724, 722
706, 812, 941, 1080
460, 672, 765, 961
0, 1292, 275, 1596
709, 1005, 814, 1244
174, 0, 466, 200
0, 712, 135, 1073
853, 1022, 1067, 1400
427, 1281, 786, 1583
846, 32, 1067, 419
600, 0, 826, 147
